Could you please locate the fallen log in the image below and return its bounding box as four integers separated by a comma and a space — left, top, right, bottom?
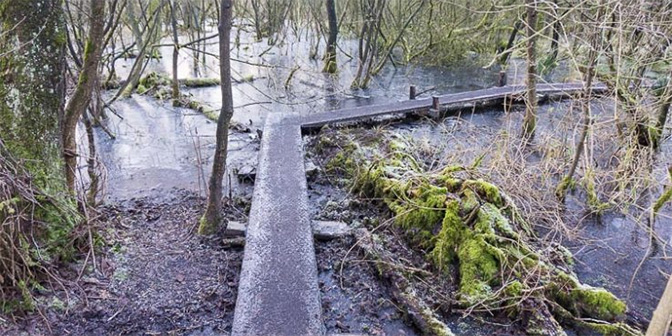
353, 227, 455, 336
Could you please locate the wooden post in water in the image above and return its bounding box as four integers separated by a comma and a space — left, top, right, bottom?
409, 85, 417, 100
498, 71, 507, 87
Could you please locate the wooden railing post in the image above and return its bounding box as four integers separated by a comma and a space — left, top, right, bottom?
410, 85, 417, 100
498, 70, 507, 87
432, 96, 440, 110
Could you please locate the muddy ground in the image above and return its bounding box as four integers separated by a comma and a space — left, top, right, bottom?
0, 189, 247, 336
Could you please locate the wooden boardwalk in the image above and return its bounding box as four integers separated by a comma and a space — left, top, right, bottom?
296, 82, 607, 130
231, 82, 604, 336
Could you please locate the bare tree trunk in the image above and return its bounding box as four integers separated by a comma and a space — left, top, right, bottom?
251, 0, 263, 41
521, 0, 538, 140
322, 0, 338, 73
170, 0, 180, 102
62, 0, 106, 193
200, 0, 234, 234
548, 0, 561, 64
118, 1, 165, 99
646, 273, 672, 336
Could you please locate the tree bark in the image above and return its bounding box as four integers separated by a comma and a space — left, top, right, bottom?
0, 1, 66, 187
62, 0, 106, 193
521, 0, 538, 140
200, 0, 235, 234
322, 0, 338, 73
548, 0, 561, 64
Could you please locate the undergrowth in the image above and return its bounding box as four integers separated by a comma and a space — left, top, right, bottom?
313, 118, 658, 335
0, 142, 83, 314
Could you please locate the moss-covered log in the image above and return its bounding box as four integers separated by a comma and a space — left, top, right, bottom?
324, 132, 640, 335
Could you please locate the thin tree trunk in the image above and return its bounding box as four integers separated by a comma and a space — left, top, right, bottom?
82, 110, 99, 205
170, 0, 180, 101
521, 0, 538, 140
62, 0, 106, 193
118, 1, 165, 99
652, 71, 672, 149
548, 0, 561, 64
200, 0, 234, 234
556, 3, 602, 201
370, 0, 425, 76
646, 273, 672, 336
499, 17, 522, 66
322, 0, 338, 73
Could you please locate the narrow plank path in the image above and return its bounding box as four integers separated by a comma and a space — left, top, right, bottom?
232, 115, 324, 335
231, 82, 606, 336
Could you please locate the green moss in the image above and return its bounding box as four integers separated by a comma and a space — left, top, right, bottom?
653, 169, 672, 215
390, 183, 448, 244
181, 78, 220, 87
420, 306, 456, 336
504, 280, 524, 297
581, 322, 642, 336
18, 281, 34, 312
462, 179, 504, 207
139, 71, 170, 88
555, 176, 575, 200
430, 200, 460, 269
136, 84, 148, 95
324, 129, 635, 333
456, 237, 500, 302
571, 286, 626, 321
240, 74, 255, 82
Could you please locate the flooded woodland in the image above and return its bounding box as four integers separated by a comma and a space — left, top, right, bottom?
1, 1, 672, 335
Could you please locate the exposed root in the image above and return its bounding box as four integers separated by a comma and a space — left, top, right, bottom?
353, 227, 455, 336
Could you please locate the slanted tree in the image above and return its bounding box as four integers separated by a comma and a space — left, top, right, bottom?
62, 0, 107, 193
521, 0, 538, 140
199, 0, 235, 234
322, 0, 338, 73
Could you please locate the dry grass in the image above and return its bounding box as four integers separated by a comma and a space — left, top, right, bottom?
325, 95, 669, 252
